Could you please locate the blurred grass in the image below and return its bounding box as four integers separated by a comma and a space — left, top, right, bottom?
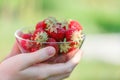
0, 0, 120, 80
66, 60, 120, 80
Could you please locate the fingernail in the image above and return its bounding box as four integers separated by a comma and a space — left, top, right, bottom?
47, 47, 55, 56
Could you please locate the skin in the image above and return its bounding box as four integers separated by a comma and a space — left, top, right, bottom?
0, 42, 82, 80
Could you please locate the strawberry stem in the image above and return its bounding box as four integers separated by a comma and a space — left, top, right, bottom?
60, 38, 71, 53
45, 17, 58, 33
61, 20, 69, 30
35, 32, 48, 43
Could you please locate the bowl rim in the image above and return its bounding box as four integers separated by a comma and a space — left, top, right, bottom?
15, 27, 86, 43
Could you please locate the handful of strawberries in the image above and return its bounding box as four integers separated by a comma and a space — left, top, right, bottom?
16, 17, 84, 63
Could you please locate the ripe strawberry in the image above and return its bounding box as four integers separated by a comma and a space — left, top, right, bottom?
21, 33, 32, 39
36, 21, 46, 30
68, 20, 82, 31
30, 42, 40, 52
32, 28, 43, 39
46, 38, 59, 54
65, 29, 75, 41
32, 28, 48, 43
66, 29, 82, 41
20, 33, 32, 52
20, 40, 29, 51
47, 26, 65, 41
65, 20, 83, 44
44, 17, 65, 41
45, 19, 65, 41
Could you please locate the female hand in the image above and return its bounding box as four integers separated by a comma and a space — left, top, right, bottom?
0, 42, 82, 80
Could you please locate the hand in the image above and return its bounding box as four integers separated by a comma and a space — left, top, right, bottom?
0, 42, 82, 80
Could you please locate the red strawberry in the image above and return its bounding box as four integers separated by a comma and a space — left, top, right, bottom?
32, 28, 48, 43
44, 17, 58, 40
65, 29, 75, 41
65, 20, 83, 43
20, 33, 32, 52
20, 40, 28, 51
65, 30, 83, 51
20, 40, 32, 52
21, 33, 32, 39
36, 21, 46, 30
68, 20, 82, 31
30, 42, 40, 52
21, 33, 40, 52
48, 27, 65, 41
32, 28, 43, 39
46, 38, 59, 54
45, 22, 65, 41
21, 40, 40, 53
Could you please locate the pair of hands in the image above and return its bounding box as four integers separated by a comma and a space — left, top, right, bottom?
0, 42, 82, 80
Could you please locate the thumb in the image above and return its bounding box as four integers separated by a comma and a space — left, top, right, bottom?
2, 46, 56, 70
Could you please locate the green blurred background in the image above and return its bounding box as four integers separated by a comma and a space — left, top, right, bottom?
0, 0, 120, 80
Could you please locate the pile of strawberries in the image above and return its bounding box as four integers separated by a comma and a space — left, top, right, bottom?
19, 17, 83, 63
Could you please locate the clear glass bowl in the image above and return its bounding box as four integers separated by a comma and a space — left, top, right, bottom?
15, 27, 85, 63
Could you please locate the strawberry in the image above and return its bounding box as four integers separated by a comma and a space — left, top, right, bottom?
20, 40, 29, 51
47, 25, 65, 41
20, 40, 40, 53
68, 20, 82, 31
65, 20, 83, 46
65, 29, 75, 41
21, 33, 41, 52
44, 17, 65, 41
20, 33, 32, 52
32, 28, 43, 40
36, 21, 46, 30
32, 28, 48, 43
30, 42, 40, 52
46, 38, 59, 54
21, 33, 32, 39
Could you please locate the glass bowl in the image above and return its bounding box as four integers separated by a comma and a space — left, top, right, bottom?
15, 27, 85, 63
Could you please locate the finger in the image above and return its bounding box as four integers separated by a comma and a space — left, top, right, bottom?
1, 46, 56, 70
66, 50, 83, 68
20, 63, 72, 80
4, 42, 21, 60
19, 50, 82, 80
47, 73, 70, 80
